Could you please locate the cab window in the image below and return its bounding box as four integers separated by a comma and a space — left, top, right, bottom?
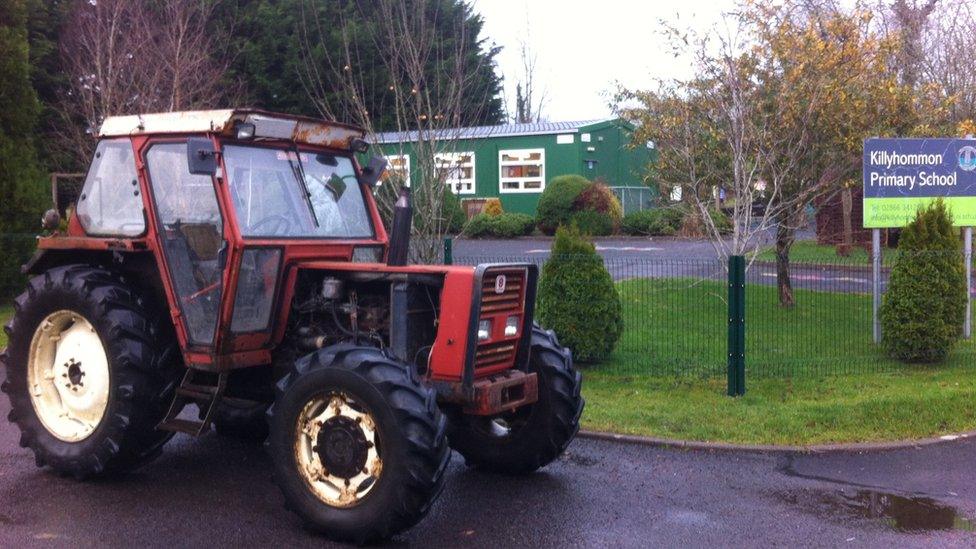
76, 139, 146, 236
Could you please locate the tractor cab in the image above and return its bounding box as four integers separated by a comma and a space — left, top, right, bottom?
42, 110, 390, 368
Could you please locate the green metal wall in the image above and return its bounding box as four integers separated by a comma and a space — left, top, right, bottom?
375, 120, 655, 216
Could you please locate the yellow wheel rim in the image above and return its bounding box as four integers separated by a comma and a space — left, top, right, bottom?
294, 392, 383, 508
26, 310, 110, 442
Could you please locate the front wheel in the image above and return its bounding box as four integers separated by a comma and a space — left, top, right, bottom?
448, 325, 584, 474
267, 344, 450, 544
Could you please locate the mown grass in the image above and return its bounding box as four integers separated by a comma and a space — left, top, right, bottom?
756, 240, 895, 266
0, 305, 10, 348
578, 277, 976, 445
580, 368, 976, 445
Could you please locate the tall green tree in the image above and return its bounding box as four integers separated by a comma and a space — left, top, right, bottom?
0, 0, 47, 296
218, 0, 504, 129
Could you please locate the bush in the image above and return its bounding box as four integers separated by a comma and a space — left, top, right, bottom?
574, 183, 622, 230
709, 208, 732, 235
880, 199, 966, 363
537, 225, 623, 362
483, 198, 503, 217
535, 175, 590, 235
570, 210, 614, 236
441, 186, 467, 234
678, 206, 732, 237
374, 177, 466, 235
621, 208, 683, 236
463, 212, 534, 238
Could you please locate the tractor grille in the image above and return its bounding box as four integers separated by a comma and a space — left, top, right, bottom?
475, 267, 528, 373
475, 341, 518, 369
479, 268, 524, 316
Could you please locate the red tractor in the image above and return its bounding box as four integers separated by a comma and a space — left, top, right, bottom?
0, 110, 583, 543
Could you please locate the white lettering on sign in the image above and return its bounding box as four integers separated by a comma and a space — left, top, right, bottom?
868, 171, 957, 190
869, 150, 944, 169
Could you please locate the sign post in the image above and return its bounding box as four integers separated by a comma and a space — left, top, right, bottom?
872, 229, 881, 344
966, 227, 973, 339
863, 137, 976, 344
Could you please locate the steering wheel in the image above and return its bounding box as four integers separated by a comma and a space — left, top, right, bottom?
250, 214, 293, 236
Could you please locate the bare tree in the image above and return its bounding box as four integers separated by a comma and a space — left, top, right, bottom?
513, 37, 547, 123
56, 0, 237, 168
890, 0, 939, 88
297, 0, 497, 263
619, 27, 777, 263
920, 1, 976, 126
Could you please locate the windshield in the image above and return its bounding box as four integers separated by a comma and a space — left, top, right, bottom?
223, 144, 374, 238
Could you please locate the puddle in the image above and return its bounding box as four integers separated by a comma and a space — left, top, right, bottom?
777, 488, 975, 533
560, 451, 598, 467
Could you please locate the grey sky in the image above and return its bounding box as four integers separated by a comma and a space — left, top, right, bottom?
471, 0, 735, 122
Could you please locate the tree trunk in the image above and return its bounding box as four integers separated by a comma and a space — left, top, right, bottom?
776, 222, 796, 307
839, 185, 853, 256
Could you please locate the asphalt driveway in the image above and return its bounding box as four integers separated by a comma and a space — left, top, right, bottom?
453, 236, 880, 293
1, 393, 974, 548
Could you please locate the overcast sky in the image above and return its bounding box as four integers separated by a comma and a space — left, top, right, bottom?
471, 0, 736, 122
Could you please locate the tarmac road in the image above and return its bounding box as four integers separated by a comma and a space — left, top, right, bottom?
452, 235, 883, 294
2, 395, 975, 548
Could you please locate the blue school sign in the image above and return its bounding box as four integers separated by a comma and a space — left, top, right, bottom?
863, 137, 976, 227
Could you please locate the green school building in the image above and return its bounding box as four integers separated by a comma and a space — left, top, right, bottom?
372, 118, 656, 216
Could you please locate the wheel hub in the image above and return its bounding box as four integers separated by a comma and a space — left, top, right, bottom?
315, 416, 369, 479
65, 359, 86, 390
294, 392, 382, 508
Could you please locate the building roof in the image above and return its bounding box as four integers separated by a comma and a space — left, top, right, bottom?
372, 118, 618, 144
98, 109, 366, 149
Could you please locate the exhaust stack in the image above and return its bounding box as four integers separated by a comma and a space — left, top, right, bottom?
387, 188, 411, 266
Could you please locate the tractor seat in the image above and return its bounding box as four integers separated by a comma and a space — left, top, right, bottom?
178, 223, 222, 261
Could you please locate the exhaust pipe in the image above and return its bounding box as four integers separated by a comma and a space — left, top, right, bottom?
387, 187, 411, 266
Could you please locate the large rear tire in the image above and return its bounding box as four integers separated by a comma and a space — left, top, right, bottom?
447, 324, 583, 474
1, 265, 180, 478
267, 343, 450, 544
213, 402, 270, 442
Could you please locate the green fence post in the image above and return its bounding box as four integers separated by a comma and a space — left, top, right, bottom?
727, 255, 746, 396
443, 236, 453, 265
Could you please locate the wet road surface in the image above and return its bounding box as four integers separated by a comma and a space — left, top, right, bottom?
453, 236, 880, 293
2, 396, 975, 548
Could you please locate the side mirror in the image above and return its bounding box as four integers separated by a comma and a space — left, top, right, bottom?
359, 156, 388, 188
187, 137, 217, 176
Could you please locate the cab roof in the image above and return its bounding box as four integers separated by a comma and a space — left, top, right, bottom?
98, 109, 367, 150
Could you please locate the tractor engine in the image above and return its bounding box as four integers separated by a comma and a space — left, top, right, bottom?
284, 271, 441, 375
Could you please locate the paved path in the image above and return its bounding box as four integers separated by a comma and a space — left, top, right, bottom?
2, 396, 975, 547
454, 236, 880, 293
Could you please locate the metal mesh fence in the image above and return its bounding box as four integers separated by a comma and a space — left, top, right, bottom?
2, 231, 972, 381
455, 249, 976, 380
609, 186, 655, 216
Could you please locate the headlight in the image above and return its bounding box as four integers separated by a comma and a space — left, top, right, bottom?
505, 315, 519, 337
478, 319, 492, 341
352, 246, 383, 263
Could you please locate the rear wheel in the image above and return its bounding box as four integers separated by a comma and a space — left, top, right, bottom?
267, 344, 449, 543
213, 402, 269, 442
1, 265, 180, 478
448, 324, 583, 474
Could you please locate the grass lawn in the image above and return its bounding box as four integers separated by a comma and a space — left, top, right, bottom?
756, 240, 895, 266
0, 305, 10, 348
578, 277, 976, 445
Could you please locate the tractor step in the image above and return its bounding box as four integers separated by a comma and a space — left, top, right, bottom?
157, 369, 228, 437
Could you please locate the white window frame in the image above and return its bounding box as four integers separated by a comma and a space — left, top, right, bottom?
434, 152, 476, 195
498, 148, 546, 194
383, 153, 410, 187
